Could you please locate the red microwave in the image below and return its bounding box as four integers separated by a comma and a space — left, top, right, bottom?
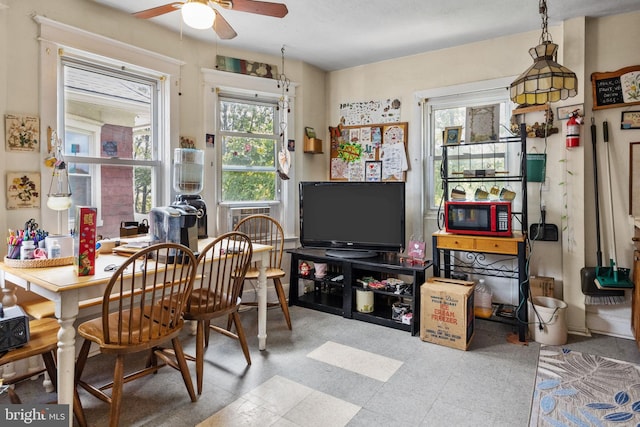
444, 201, 512, 237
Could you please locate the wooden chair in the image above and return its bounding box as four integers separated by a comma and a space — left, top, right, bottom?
233, 214, 291, 330
0, 317, 87, 427
74, 243, 197, 427
183, 232, 253, 395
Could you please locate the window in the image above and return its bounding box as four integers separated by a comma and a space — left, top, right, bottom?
61, 56, 161, 238
202, 67, 296, 236
218, 95, 280, 202
424, 85, 513, 210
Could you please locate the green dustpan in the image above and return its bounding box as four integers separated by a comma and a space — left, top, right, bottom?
595, 260, 633, 289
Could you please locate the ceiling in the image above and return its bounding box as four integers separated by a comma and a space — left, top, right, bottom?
91, 0, 640, 71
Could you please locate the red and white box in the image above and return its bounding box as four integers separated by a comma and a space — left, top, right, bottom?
75, 206, 97, 276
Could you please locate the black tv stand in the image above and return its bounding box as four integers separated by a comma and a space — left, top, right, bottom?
288, 248, 431, 335
325, 249, 377, 259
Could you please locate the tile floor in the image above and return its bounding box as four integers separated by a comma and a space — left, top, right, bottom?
6, 305, 640, 426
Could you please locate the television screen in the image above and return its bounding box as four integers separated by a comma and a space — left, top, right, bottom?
299, 181, 405, 258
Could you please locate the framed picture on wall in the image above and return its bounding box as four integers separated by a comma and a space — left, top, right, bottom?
621, 111, 640, 129
6, 172, 41, 209
5, 114, 40, 152
443, 126, 462, 146
465, 104, 499, 143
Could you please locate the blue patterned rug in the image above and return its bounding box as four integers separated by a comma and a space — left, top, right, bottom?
530, 348, 640, 426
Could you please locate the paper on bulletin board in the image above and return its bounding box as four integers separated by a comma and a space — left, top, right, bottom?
348, 161, 365, 181
339, 98, 402, 125
331, 158, 349, 180
380, 124, 408, 180
329, 121, 408, 181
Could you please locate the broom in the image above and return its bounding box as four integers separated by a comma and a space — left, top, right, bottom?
594, 120, 633, 289
581, 119, 625, 304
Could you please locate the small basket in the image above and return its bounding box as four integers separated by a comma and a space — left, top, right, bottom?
3, 256, 74, 268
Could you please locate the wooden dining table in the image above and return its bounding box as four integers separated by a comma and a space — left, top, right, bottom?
0, 238, 272, 427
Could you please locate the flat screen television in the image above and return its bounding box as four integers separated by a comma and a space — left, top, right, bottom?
299, 181, 406, 258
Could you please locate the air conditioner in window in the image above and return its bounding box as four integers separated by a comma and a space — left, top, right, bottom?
228, 206, 271, 232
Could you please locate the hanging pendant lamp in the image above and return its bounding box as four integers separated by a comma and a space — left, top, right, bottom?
47, 133, 73, 211
510, 0, 577, 105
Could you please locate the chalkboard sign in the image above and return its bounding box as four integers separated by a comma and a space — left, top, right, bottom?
592, 65, 640, 110
593, 77, 623, 107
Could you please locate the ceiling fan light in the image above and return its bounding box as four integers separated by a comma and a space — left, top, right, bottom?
182, 0, 215, 30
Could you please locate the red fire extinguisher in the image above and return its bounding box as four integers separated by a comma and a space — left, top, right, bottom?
566, 110, 583, 148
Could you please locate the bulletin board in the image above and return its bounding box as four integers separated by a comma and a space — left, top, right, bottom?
329, 122, 408, 182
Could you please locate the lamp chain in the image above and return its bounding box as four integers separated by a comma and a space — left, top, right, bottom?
539, 0, 552, 43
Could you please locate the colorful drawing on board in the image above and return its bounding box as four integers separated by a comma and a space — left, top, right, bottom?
337, 141, 363, 163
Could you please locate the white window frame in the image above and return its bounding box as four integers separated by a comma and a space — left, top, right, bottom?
217, 93, 280, 203
65, 116, 103, 226
418, 77, 515, 213
36, 16, 182, 233
202, 68, 297, 237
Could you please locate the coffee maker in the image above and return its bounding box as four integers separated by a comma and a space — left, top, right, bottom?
171, 148, 207, 239
175, 194, 207, 238
149, 205, 199, 261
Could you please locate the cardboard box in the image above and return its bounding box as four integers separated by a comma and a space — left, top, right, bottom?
420, 277, 475, 350
530, 276, 554, 298
75, 207, 97, 276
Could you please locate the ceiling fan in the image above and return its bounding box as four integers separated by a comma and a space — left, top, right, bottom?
133, 0, 288, 40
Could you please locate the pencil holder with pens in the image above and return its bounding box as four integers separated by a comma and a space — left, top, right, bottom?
7, 243, 21, 259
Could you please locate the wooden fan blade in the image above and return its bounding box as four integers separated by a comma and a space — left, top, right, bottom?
229, 0, 288, 18
133, 3, 183, 19
213, 10, 238, 39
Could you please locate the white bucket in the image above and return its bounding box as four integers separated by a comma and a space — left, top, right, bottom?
528, 296, 568, 345
356, 289, 374, 313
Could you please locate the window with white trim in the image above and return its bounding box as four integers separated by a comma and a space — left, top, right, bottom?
61, 55, 162, 237
217, 94, 280, 202
424, 86, 514, 211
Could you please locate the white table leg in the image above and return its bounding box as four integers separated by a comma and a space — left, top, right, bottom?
257, 253, 268, 351
55, 294, 79, 427
2, 362, 16, 384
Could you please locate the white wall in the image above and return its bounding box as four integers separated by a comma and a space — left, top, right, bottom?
326, 11, 640, 338
582, 12, 640, 337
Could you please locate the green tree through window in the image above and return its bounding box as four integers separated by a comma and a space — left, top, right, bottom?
219, 96, 279, 202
